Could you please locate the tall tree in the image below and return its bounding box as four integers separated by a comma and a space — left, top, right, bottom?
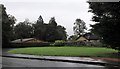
49, 17, 57, 26
73, 19, 87, 36
88, 2, 120, 51
32, 16, 67, 42
33, 15, 45, 40
44, 17, 67, 42
56, 25, 67, 40
46, 17, 58, 42
8, 14, 16, 40
1, 4, 16, 47
14, 19, 33, 39
37, 15, 44, 24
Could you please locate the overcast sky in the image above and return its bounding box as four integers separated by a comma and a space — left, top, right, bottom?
1, 0, 95, 36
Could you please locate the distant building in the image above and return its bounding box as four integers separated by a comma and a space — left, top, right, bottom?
76, 33, 100, 42
11, 38, 46, 43
77, 36, 88, 41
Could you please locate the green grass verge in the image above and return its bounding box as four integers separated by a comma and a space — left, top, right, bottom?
8, 47, 119, 58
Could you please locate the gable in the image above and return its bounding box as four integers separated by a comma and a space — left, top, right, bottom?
77, 36, 87, 41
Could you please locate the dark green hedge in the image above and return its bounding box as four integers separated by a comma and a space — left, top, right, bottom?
9, 42, 50, 48
8, 41, 104, 48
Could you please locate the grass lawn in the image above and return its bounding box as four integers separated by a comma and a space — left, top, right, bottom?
8, 47, 119, 58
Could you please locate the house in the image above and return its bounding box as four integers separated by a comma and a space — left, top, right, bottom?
76, 36, 88, 42
76, 33, 100, 42
11, 38, 45, 43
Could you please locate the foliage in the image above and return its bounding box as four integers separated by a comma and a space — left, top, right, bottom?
9, 43, 50, 48
33, 15, 45, 40
50, 40, 66, 46
33, 16, 67, 42
1, 4, 16, 47
8, 14, 16, 40
9, 47, 119, 58
73, 18, 87, 36
45, 23, 58, 42
1, 5, 67, 43
56, 25, 67, 40
68, 35, 78, 41
55, 40, 65, 43
88, 2, 120, 51
14, 19, 33, 39
49, 17, 57, 26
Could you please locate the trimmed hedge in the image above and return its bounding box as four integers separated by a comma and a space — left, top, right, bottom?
9, 41, 104, 48
50, 41, 104, 47
9, 42, 50, 48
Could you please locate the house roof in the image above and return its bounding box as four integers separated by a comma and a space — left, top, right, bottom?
85, 35, 99, 40
76, 33, 100, 41
11, 38, 35, 43
76, 36, 87, 41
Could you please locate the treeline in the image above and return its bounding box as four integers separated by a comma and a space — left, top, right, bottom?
14, 16, 67, 42
1, 4, 67, 47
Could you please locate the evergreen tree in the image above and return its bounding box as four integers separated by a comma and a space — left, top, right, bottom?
57, 25, 67, 40
46, 17, 58, 42
37, 15, 44, 24
1, 4, 16, 47
46, 17, 67, 42
88, 2, 120, 51
49, 17, 57, 26
33, 15, 45, 40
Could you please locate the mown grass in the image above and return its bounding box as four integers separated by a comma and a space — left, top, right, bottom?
8, 47, 119, 58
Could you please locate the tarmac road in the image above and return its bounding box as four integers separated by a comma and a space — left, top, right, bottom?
2, 57, 105, 68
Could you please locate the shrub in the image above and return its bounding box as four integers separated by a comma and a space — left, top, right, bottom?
9, 42, 50, 48
55, 40, 65, 43
50, 40, 66, 46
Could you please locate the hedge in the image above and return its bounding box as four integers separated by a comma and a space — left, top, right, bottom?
8, 41, 104, 48
9, 42, 50, 48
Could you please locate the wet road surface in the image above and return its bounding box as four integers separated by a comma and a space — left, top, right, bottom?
2, 57, 104, 68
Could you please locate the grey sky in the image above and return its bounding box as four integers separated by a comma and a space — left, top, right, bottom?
1, 0, 95, 36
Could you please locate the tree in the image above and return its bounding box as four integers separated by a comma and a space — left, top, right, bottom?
37, 15, 44, 24
88, 2, 120, 51
56, 25, 67, 40
49, 17, 57, 26
33, 15, 45, 40
1, 4, 16, 47
45, 24, 57, 42
8, 14, 16, 40
68, 35, 78, 41
45, 17, 67, 42
33, 16, 67, 42
14, 19, 33, 39
73, 19, 87, 36
46, 17, 58, 42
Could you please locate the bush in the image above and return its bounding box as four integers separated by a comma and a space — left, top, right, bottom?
50, 40, 66, 46
9, 40, 104, 48
55, 40, 65, 43
65, 41, 86, 46
9, 42, 50, 48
